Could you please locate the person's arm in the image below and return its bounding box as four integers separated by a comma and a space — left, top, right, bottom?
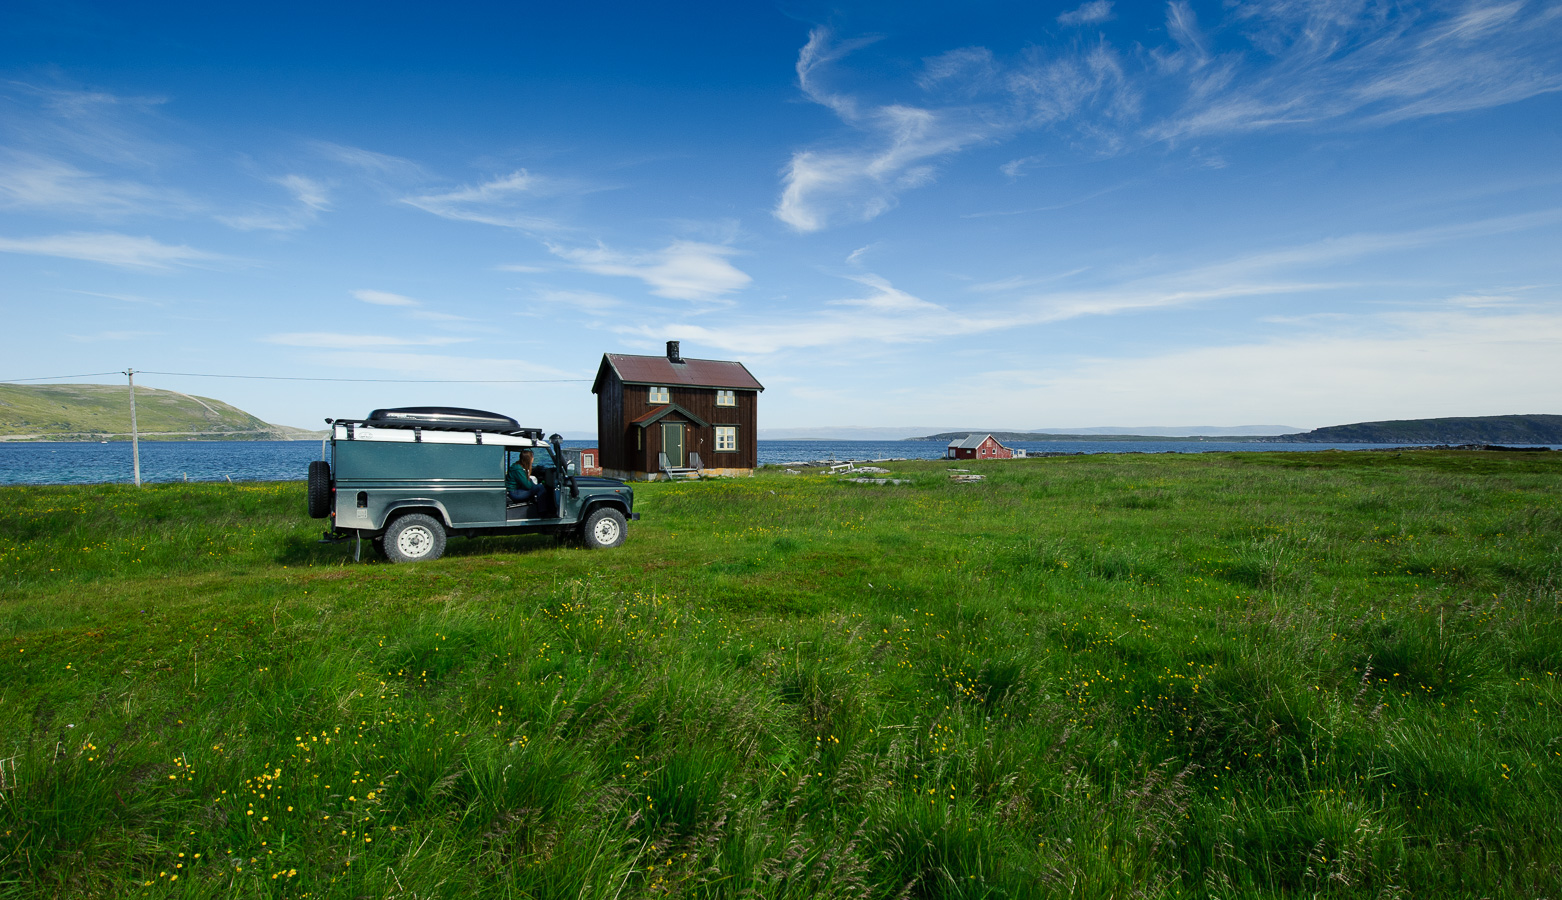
506, 463, 535, 492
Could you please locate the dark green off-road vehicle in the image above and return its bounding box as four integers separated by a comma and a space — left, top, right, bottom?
307, 407, 638, 562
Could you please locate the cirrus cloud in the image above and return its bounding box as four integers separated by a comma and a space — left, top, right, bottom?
777, 4, 1562, 231
263, 332, 471, 348
0, 231, 220, 269
547, 240, 751, 302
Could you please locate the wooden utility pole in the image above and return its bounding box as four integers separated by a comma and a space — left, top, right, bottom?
125, 368, 141, 486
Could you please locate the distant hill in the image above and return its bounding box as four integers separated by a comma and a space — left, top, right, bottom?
0, 383, 321, 441
1026, 425, 1303, 436
908, 431, 1281, 443
911, 416, 1562, 445
1274, 415, 1562, 445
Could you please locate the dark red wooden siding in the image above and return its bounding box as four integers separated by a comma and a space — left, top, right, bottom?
596, 371, 758, 473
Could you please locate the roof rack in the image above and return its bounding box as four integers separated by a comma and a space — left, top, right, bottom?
327, 406, 543, 441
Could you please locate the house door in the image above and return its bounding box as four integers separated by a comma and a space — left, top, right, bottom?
661, 423, 685, 467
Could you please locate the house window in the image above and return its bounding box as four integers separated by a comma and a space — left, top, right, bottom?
715, 426, 737, 452
583, 453, 594, 468
716, 389, 735, 407
649, 386, 669, 404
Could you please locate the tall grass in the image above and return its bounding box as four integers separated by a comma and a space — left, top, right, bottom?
1, 450, 1559, 897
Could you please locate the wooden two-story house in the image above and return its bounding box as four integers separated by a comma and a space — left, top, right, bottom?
592, 342, 764, 479
946, 433, 1014, 460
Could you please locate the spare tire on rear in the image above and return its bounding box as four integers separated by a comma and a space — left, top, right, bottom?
307, 460, 332, 518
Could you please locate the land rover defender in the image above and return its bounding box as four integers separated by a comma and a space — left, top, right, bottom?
307, 406, 638, 562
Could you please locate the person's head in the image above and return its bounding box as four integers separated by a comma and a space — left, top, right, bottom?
518, 450, 533, 467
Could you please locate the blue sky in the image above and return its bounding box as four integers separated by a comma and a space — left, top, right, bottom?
2, 0, 1560, 436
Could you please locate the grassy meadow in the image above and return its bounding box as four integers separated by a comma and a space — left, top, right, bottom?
1, 450, 1559, 898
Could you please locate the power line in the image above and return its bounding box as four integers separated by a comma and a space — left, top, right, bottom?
142, 370, 592, 383
2, 370, 591, 384
0, 371, 124, 383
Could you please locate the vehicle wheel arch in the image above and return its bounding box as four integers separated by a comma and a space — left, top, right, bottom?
578, 497, 629, 522
380, 500, 453, 529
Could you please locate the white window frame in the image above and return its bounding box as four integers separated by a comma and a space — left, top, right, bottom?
715, 425, 737, 452
716, 389, 736, 407
648, 386, 669, 404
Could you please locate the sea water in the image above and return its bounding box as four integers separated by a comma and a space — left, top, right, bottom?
3, 439, 1542, 486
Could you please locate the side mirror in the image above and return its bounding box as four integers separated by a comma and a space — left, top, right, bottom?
567, 463, 578, 474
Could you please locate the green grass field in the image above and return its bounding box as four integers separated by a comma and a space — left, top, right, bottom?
2, 451, 1559, 898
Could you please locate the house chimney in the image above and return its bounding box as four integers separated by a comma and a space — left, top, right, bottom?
666, 340, 682, 363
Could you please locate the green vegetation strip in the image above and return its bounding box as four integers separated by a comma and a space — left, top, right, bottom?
2, 451, 1559, 898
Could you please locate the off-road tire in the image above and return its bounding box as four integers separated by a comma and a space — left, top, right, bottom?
383, 513, 447, 563
307, 460, 332, 519
581, 507, 627, 550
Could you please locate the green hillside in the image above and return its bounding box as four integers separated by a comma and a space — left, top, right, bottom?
0, 383, 317, 441
1278, 414, 1562, 445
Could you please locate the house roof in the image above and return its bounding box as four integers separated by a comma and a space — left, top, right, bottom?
593, 353, 765, 393
948, 434, 995, 449
627, 402, 711, 429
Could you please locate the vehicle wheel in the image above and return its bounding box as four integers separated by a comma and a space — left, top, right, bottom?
307, 460, 332, 518
581, 508, 627, 550
383, 513, 446, 563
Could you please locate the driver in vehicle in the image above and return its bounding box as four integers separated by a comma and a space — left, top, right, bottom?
506, 450, 551, 515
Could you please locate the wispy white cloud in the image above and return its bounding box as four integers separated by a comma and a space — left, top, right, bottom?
218, 174, 331, 231
309, 141, 425, 179
346, 289, 470, 323
968, 268, 1089, 293
534, 289, 622, 314
1153, 0, 1562, 139
999, 154, 1044, 177
1057, 1, 1114, 27
352, 289, 418, 307
263, 332, 471, 348
547, 240, 751, 301
776, 28, 993, 231
777, 4, 1562, 230
66, 330, 160, 342
0, 232, 219, 269
0, 83, 174, 170
68, 289, 166, 305
845, 244, 876, 265
401, 170, 558, 231
616, 274, 997, 355
287, 350, 573, 381
409, 309, 471, 323
0, 151, 195, 217
624, 208, 1562, 355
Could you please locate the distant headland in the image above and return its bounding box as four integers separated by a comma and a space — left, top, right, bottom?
910, 414, 1562, 446
0, 383, 321, 442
